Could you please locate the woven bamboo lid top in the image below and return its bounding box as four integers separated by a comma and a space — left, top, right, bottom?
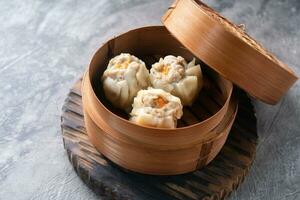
162, 0, 298, 104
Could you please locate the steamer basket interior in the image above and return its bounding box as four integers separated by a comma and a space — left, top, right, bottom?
88, 27, 228, 127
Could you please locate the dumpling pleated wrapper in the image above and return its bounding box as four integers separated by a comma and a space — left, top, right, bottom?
102, 53, 150, 111
150, 55, 203, 106
130, 88, 183, 128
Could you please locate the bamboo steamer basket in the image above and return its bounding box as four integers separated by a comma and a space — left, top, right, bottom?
163, 0, 298, 104
82, 0, 298, 175
82, 26, 237, 175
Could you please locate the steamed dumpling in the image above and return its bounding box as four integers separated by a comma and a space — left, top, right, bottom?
102, 53, 150, 111
130, 88, 183, 128
150, 55, 203, 106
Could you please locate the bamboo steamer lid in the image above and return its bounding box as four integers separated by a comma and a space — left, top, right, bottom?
162, 0, 298, 104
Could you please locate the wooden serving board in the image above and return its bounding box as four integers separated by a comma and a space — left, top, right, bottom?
61, 78, 257, 200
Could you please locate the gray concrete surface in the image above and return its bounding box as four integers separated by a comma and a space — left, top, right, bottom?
0, 0, 299, 199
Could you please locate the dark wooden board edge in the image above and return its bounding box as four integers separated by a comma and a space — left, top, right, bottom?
60, 78, 257, 200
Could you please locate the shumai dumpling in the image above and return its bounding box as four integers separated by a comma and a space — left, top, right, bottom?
102, 53, 150, 111
130, 88, 183, 128
150, 55, 203, 106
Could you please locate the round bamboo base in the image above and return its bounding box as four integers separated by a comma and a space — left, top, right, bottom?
61, 78, 257, 200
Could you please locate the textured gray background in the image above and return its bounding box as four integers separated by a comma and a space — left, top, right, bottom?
0, 0, 299, 199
